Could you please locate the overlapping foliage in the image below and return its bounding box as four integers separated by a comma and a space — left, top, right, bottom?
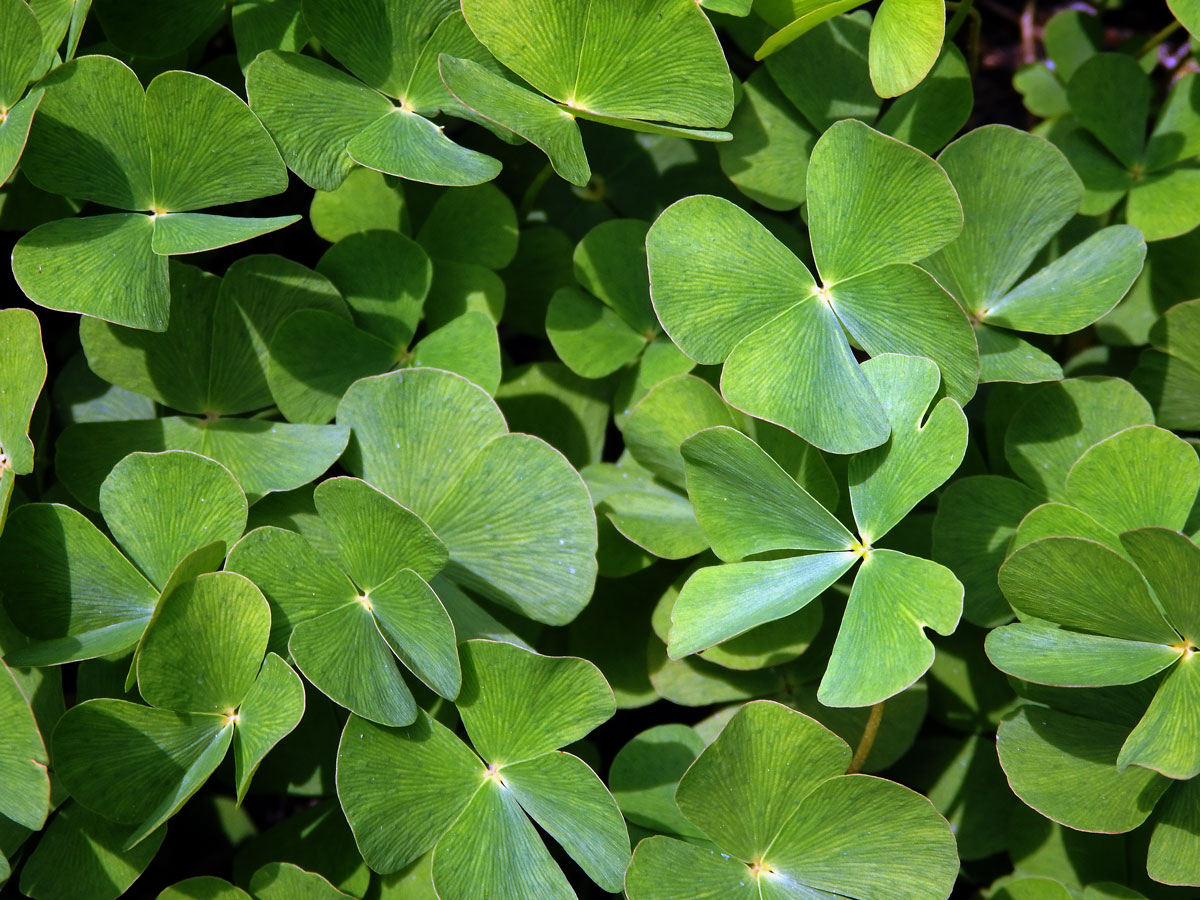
1, 1, 1199, 899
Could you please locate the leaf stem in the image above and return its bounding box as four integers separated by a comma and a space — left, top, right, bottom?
1140, 20, 1181, 58
848, 702, 884, 774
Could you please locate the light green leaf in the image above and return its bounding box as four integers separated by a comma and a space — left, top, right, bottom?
309, 168, 406, 244
1010, 502, 1121, 553
975, 324, 1064, 384
232, 652, 305, 804
1004, 377, 1154, 499
723, 294, 891, 454
807, 119, 962, 283
675, 701, 850, 861
1065, 425, 1200, 534
849, 355, 968, 544
336, 712, 484, 874
0, 0, 41, 108
457, 640, 614, 765
0, 89, 42, 186
0, 662, 49, 830
869, 0, 945, 98
1121, 527, 1200, 643
622, 374, 736, 488
438, 54, 590, 187
1145, 72, 1200, 172
416, 183, 518, 270
348, 109, 501, 187
646, 194, 812, 364
997, 705, 1170, 832
1129, 165, 1200, 242
1148, 775, 1200, 886
289, 601, 417, 727
250, 862, 354, 900
502, 751, 630, 892
314, 476, 447, 586
574, 218, 654, 333
367, 569, 460, 699
317, 230, 431, 352
0, 503, 157, 666
52, 699, 232, 833
766, 774, 958, 900
55, 417, 350, 508
1001, 537, 1179, 644
1117, 654, 1200, 779
137, 572, 270, 714
431, 777, 574, 900
409, 311, 501, 395
461, 0, 733, 128
547, 286, 643, 379
0, 307, 46, 477
19, 802, 166, 900
754, 0, 866, 61
1067, 53, 1149, 170
100, 450, 246, 590
425, 433, 597, 625
590, 464, 708, 561
337, 368, 507, 518
232, 0, 310, 71
246, 51, 394, 191
986, 623, 1182, 687
151, 213, 299, 255
668, 553, 856, 658
625, 835, 760, 899
819, 550, 962, 707
12, 214, 169, 331
878, 46, 974, 154
144, 70, 286, 212
682, 426, 854, 559
22, 55, 152, 210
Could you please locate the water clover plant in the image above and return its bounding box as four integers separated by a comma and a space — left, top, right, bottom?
13, 56, 297, 330
337, 639, 628, 899
0, 307, 45, 533
648, 119, 975, 453
624, 700, 959, 899
246, 0, 508, 189
671, 354, 967, 707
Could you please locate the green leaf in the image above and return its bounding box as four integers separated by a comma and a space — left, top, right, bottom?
1065, 425, 1200, 534
250, 863, 354, 900
1067, 53, 1149, 170
625, 835, 760, 900
409, 311, 501, 395
461, 0, 733, 128
365, 569, 460, 699
609, 723, 706, 838
622, 374, 736, 488
246, 51, 393, 192
807, 119, 962, 283
56, 417, 350, 509
232, 652, 305, 804
1145, 72, 1200, 172
0, 662, 49, 830
1117, 654, 1200, 779
1011, 502, 1121, 553
1148, 775, 1200, 886
1121, 527, 1200, 643
849, 355, 968, 544
997, 705, 1170, 832
502, 751, 630, 892
1001, 537, 1179, 644
12, 214, 170, 331
546, 286, 644, 378
682, 426, 854, 559
0, 503, 157, 665
150, 213, 299, 255
23, 55, 152, 210
589, 462, 708, 561
457, 639, 614, 765
0, 88, 43, 186
0, 307, 46, 477
309, 168, 406, 244
337, 712, 485, 873
878, 46, 974, 154
668, 553, 856, 658
574, 218, 655, 333
137, 572, 270, 714
430, 777, 574, 900
53, 699, 232, 836
438, 55, 590, 187
93, 0, 222, 56
1004, 377, 1154, 499
820, 550, 962, 707
986, 623, 1183, 687
19, 802, 166, 900
765, 773, 958, 900
232, 0, 310, 71
317, 230, 431, 352
100, 450, 246, 590
417, 183, 518, 269
974, 324, 1064, 384
347, 108, 501, 187
0, 0, 41, 109
675, 701, 850, 861
869, 0, 945, 98
425, 433, 597, 625
723, 294, 891, 454
754, 1, 867, 61
144, 70, 286, 212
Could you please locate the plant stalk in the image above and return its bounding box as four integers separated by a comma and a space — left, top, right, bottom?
848, 702, 885, 774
